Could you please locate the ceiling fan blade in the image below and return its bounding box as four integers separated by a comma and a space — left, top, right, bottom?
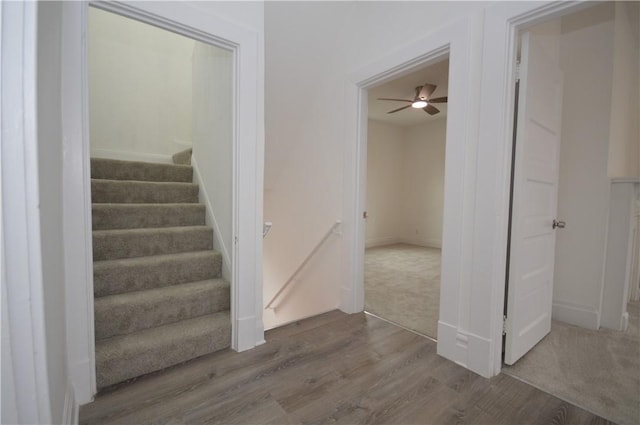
378, 98, 412, 102
388, 105, 412, 114
423, 104, 440, 115
418, 84, 437, 100
428, 96, 448, 103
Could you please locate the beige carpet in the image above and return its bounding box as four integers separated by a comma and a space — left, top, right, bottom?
364, 244, 440, 339
504, 301, 640, 425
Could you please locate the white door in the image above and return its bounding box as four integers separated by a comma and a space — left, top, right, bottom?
505, 31, 564, 365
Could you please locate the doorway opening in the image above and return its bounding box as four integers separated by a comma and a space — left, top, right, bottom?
86, 4, 236, 390
363, 59, 449, 341
502, 3, 640, 424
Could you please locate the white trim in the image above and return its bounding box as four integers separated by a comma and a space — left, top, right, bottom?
342, 16, 479, 374
399, 238, 442, 249
191, 156, 232, 281
552, 301, 600, 330
1, 1, 53, 421
89, 148, 173, 164
479, 1, 602, 377
611, 177, 640, 184
62, 381, 79, 425
61, 3, 96, 404
437, 321, 493, 375
365, 237, 401, 249
364, 237, 442, 249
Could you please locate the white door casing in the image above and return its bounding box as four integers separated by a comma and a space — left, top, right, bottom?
505, 31, 563, 365
62, 1, 264, 404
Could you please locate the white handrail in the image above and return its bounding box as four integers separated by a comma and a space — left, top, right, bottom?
265, 220, 341, 310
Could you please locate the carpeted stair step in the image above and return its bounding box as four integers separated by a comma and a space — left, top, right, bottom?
95, 311, 231, 389
92, 225, 213, 261
94, 279, 230, 340
91, 179, 199, 204
172, 148, 192, 166
91, 158, 193, 182
92, 203, 206, 230
94, 251, 222, 297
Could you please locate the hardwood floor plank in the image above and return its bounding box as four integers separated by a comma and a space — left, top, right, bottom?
80, 310, 613, 425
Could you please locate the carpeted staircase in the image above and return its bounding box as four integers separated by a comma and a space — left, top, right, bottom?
91, 158, 231, 389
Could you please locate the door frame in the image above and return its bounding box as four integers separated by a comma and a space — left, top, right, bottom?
341, 16, 478, 365
62, 1, 264, 404
478, 1, 598, 374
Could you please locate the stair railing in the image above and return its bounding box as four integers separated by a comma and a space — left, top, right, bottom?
265, 220, 342, 310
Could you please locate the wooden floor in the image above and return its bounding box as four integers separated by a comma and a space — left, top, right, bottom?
80, 311, 613, 425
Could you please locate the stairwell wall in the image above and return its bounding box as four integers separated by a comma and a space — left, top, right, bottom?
191, 44, 234, 279
88, 7, 195, 162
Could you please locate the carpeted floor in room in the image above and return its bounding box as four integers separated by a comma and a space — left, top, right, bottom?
504, 300, 640, 425
364, 243, 440, 339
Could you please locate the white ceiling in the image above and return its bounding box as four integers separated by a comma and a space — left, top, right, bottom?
368, 58, 449, 127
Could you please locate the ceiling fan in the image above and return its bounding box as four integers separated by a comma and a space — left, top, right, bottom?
378, 84, 448, 115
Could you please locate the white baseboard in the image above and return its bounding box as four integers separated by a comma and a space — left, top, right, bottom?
90, 148, 173, 164
191, 156, 231, 281
234, 315, 259, 352
63, 381, 79, 425
365, 236, 442, 249
552, 300, 600, 330
400, 237, 442, 249
621, 311, 629, 331
437, 320, 493, 378
365, 237, 401, 248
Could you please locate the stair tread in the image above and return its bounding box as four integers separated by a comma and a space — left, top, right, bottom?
93, 225, 212, 236
91, 179, 199, 204
91, 203, 206, 230
94, 250, 219, 267
93, 250, 222, 297
95, 311, 231, 388
91, 158, 193, 182
95, 278, 228, 303
94, 279, 230, 340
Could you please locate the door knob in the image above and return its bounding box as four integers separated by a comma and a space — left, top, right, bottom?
552, 219, 566, 229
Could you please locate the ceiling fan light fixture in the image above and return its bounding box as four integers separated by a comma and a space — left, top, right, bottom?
411, 100, 427, 109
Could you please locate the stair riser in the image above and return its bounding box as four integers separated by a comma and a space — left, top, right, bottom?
94, 283, 230, 340
93, 227, 213, 261
96, 316, 231, 389
91, 180, 199, 204
94, 252, 222, 297
91, 158, 193, 182
92, 204, 205, 230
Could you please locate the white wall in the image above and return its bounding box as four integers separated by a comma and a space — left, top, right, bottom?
192, 43, 233, 278
263, 0, 488, 331
608, 1, 640, 179
366, 118, 446, 249
552, 4, 615, 329
401, 119, 447, 247
365, 120, 404, 247
88, 7, 195, 161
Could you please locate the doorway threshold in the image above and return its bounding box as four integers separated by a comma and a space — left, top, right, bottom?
364, 310, 438, 343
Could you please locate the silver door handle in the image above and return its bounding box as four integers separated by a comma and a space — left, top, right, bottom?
552, 219, 566, 229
